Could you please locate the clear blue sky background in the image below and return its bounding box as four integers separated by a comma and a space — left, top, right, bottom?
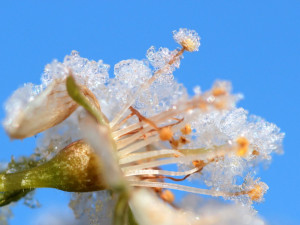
0, 1, 299, 225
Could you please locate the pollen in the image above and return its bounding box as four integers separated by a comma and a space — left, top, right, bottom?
159, 127, 173, 141
248, 184, 264, 202
236, 137, 249, 157
181, 124, 192, 135
160, 189, 175, 203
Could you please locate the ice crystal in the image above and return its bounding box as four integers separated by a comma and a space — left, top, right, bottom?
173, 28, 200, 52
69, 191, 117, 225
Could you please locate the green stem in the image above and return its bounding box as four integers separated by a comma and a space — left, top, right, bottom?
0, 189, 32, 207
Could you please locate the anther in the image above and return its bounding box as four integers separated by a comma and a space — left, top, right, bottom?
159, 127, 173, 141
181, 124, 192, 135
236, 137, 249, 157
212, 87, 227, 97
160, 190, 175, 203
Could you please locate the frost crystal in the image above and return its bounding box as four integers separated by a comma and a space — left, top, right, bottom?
42, 50, 110, 90
69, 191, 117, 225
173, 28, 200, 52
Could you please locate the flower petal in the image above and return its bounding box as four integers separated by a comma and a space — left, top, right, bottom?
4, 79, 78, 139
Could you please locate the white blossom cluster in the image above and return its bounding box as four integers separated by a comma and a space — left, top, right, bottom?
2, 28, 284, 225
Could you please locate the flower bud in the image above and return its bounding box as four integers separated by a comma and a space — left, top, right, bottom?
0, 140, 107, 192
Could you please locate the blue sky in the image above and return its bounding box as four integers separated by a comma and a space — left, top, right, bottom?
0, 1, 299, 224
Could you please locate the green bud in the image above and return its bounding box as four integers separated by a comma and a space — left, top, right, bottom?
0, 140, 107, 192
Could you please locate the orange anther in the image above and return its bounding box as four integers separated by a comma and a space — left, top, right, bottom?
159, 127, 173, 141
160, 190, 175, 203
212, 87, 227, 97
236, 137, 249, 157
193, 160, 205, 168
181, 124, 192, 135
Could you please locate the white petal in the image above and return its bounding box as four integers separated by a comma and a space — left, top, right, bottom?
129, 188, 195, 225
4, 79, 77, 139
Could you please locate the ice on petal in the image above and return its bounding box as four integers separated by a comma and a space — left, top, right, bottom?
3, 80, 78, 139
42, 51, 110, 91
114, 59, 152, 87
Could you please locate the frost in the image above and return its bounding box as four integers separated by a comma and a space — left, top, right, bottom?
3, 83, 42, 130
69, 191, 117, 224
173, 28, 200, 52
42, 50, 110, 90
146, 46, 181, 73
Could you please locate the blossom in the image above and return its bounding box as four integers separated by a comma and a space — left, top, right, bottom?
1, 28, 284, 224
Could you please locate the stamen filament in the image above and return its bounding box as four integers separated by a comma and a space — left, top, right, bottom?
124, 167, 199, 177
118, 149, 184, 165
122, 147, 230, 173
128, 181, 236, 198
118, 135, 161, 157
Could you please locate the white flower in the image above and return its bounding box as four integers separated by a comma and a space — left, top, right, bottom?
3, 29, 284, 224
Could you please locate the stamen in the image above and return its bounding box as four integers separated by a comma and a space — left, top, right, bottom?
112, 98, 197, 139
112, 112, 134, 132
116, 114, 183, 150
118, 149, 184, 165
129, 106, 158, 130
141, 173, 195, 182
124, 167, 199, 177
159, 127, 173, 141
128, 181, 237, 198
118, 135, 161, 157
122, 146, 231, 172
